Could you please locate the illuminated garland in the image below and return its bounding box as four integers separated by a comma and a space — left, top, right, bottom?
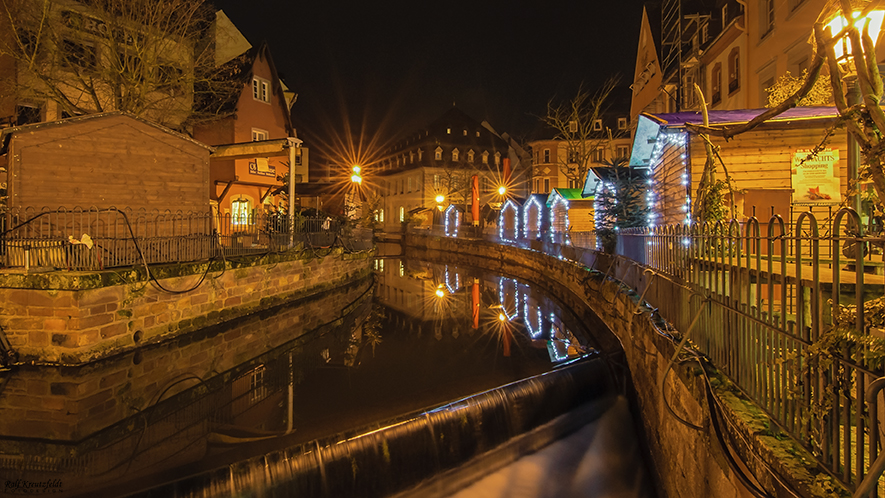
498, 199, 520, 242
548, 190, 570, 243
497, 277, 519, 321
645, 130, 690, 226
523, 301, 543, 339
444, 205, 460, 237
522, 196, 544, 239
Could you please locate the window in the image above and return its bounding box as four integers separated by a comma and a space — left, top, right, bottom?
408, 177, 412, 192
251, 128, 268, 141
543, 149, 550, 163
711, 63, 722, 104
231, 197, 251, 226
618, 117, 628, 130
482, 151, 489, 164
476, 131, 480, 137
592, 119, 603, 131
377, 209, 385, 222
446, 127, 451, 134
761, 0, 774, 37
568, 179, 579, 189
593, 148, 605, 163
399, 206, 405, 222
252, 77, 270, 103
452, 148, 460, 161
463, 129, 467, 136
61, 39, 96, 70
249, 365, 266, 403
467, 150, 475, 162
728, 48, 740, 94
567, 148, 579, 163
722, 4, 729, 26
409, 151, 414, 163
544, 178, 550, 193
701, 22, 709, 43
433, 174, 440, 189
418, 149, 423, 161
617, 145, 630, 158
482, 177, 492, 192
494, 152, 501, 165
15, 104, 41, 126
435, 147, 442, 160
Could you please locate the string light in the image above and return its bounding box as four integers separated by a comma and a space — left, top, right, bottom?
444, 205, 460, 237
498, 199, 520, 242
522, 196, 544, 239
549, 190, 570, 243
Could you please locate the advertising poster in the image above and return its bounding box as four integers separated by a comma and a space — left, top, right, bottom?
791, 148, 841, 204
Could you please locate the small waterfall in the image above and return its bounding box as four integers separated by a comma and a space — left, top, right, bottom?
129, 357, 614, 498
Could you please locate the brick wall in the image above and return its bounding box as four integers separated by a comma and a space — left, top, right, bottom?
0, 248, 373, 364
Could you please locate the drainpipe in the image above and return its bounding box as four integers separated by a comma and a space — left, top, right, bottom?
286, 137, 302, 247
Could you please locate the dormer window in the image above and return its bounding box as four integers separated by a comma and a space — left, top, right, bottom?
592, 119, 603, 131
452, 148, 460, 161
482, 151, 489, 164
476, 131, 480, 137
467, 150, 475, 162
435, 146, 443, 160
494, 152, 501, 166
446, 127, 451, 134
252, 77, 270, 103
418, 149, 423, 161
617, 117, 627, 130
463, 129, 467, 136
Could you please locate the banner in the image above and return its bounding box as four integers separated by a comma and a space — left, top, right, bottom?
791, 148, 841, 205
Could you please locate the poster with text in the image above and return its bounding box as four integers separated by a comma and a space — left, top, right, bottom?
791, 148, 841, 204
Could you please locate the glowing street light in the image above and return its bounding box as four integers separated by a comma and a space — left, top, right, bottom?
435, 284, 445, 298
827, 10, 885, 62
497, 185, 507, 196
351, 165, 362, 184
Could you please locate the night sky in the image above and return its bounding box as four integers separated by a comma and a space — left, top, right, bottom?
212, 0, 644, 163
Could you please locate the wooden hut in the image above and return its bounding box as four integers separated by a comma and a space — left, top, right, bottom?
547, 188, 595, 234
0, 112, 212, 213
630, 107, 846, 228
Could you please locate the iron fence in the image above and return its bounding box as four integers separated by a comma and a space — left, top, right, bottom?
0, 207, 372, 271
420, 210, 885, 494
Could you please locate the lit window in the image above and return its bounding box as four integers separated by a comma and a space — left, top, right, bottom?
399, 206, 405, 222
231, 197, 252, 226
252, 77, 270, 103
434, 174, 440, 189
446, 127, 451, 134
476, 131, 480, 137
452, 148, 460, 161
463, 129, 467, 136
251, 128, 268, 141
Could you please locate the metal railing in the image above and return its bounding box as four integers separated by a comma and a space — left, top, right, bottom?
0, 207, 373, 271
421, 210, 885, 495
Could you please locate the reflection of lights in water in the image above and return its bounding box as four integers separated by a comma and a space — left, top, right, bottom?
524, 302, 543, 339
497, 277, 519, 321
435, 284, 445, 298
498, 312, 506, 322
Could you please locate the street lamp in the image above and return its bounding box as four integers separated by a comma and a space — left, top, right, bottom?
497, 185, 507, 196
826, 9, 885, 219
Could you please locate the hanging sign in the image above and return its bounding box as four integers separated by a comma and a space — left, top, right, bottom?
791, 148, 841, 205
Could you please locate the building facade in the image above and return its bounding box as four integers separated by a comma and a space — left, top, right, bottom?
375, 107, 514, 231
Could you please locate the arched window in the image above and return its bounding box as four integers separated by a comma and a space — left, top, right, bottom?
435, 147, 442, 160
452, 148, 460, 161
728, 47, 740, 94
231, 196, 252, 226
467, 150, 475, 162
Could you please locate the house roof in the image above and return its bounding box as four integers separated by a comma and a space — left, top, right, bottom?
0, 111, 214, 155
547, 188, 591, 205
630, 107, 840, 167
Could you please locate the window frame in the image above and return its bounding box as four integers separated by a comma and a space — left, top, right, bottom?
252, 76, 270, 103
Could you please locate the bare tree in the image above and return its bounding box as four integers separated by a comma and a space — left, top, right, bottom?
542, 77, 621, 187
0, 0, 235, 130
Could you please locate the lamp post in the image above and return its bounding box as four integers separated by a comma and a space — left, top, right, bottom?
827, 9, 885, 221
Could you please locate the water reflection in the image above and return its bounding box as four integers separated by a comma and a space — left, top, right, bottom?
0, 259, 600, 497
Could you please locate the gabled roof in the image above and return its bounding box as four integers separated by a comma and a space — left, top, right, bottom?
630, 107, 840, 167
0, 111, 213, 155
195, 42, 294, 136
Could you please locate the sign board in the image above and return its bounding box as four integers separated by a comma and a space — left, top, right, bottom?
791, 148, 841, 205
249, 158, 276, 177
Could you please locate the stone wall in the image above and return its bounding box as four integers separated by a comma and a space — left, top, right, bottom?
404, 233, 846, 498
0, 248, 373, 364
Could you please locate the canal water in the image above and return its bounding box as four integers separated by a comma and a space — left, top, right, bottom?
0, 258, 652, 498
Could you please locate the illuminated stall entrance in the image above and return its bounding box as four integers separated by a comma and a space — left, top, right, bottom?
498, 199, 520, 241
523, 196, 544, 240
443, 205, 461, 237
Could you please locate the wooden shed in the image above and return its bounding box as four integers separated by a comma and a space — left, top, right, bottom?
630, 108, 846, 227
547, 188, 595, 233
0, 112, 212, 213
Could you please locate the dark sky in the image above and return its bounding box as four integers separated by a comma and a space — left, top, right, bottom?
213, 1, 644, 162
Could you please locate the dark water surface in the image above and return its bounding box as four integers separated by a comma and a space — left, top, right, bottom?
0, 258, 624, 497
